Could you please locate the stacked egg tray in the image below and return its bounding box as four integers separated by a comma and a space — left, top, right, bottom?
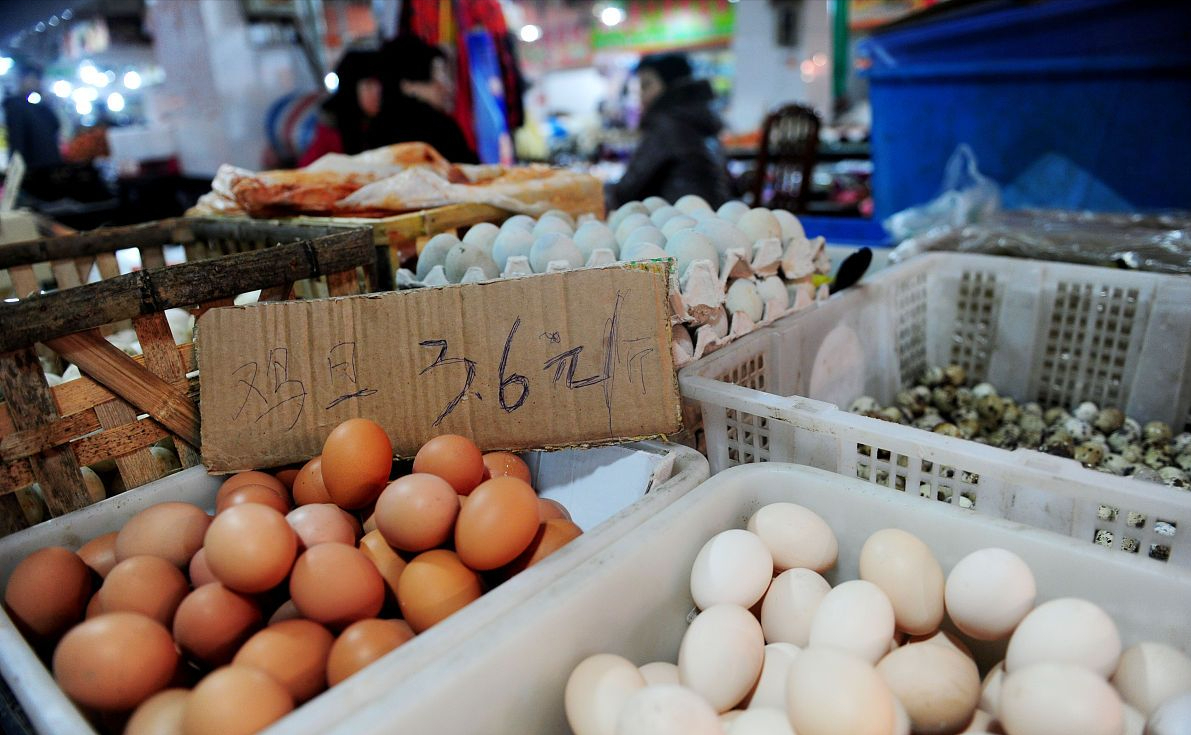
297, 464, 1191, 734
393, 195, 834, 369
0, 442, 708, 735
680, 252, 1191, 567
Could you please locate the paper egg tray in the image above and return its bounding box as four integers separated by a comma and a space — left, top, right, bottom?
0, 442, 708, 735
321, 464, 1191, 735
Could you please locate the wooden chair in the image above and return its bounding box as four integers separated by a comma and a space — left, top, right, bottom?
752, 104, 821, 213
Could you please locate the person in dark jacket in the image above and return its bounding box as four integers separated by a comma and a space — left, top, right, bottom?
610, 53, 731, 208
377, 36, 478, 164
299, 50, 387, 166
3, 64, 64, 200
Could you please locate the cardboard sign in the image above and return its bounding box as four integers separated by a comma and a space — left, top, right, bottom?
197, 263, 680, 471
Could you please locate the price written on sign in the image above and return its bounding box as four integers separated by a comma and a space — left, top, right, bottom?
198, 265, 679, 471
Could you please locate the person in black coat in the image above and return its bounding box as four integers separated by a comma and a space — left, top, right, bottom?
378, 36, 478, 164
610, 53, 731, 208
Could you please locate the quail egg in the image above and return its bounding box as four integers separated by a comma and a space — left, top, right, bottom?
1173, 432, 1191, 455
1144, 421, 1173, 444
933, 423, 960, 438
1073, 401, 1099, 423
849, 396, 880, 414
943, 364, 967, 387
1103, 454, 1135, 476
1177, 452, 1191, 472
1160, 467, 1188, 488
1094, 407, 1125, 434
1044, 406, 1070, 425
977, 394, 1006, 423
1063, 417, 1093, 442
1074, 442, 1105, 467
922, 366, 946, 387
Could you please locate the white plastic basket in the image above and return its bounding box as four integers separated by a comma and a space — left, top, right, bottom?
322, 464, 1191, 735
0, 441, 707, 735
680, 253, 1191, 567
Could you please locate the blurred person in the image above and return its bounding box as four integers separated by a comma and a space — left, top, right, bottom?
610, 53, 731, 208
378, 36, 478, 164
3, 63, 63, 198
299, 50, 387, 166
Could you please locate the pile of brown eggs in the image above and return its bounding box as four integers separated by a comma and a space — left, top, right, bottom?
848, 365, 1190, 489
2, 420, 581, 734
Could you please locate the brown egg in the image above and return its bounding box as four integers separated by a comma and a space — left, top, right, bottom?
397, 549, 483, 633
320, 419, 393, 509
454, 477, 540, 570
538, 497, 572, 522
77, 531, 119, 578
267, 599, 302, 625
274, 468, 301, 490
362, 511, 378, 534
482, 452, 533, 486
115, 502, 211, 568
125, 688, 189, 735
234, 619, 334, 703
413, 434, 485, 495
203, 504, 297, 594
182, 666, 293, 735
290, 543, 384, 628
326, 618, 415, 687
53, 612, 178, 711
86, 592, 104, 619
215, 471, 287, 506
215, 484, 291, 515
3, 546, 91, 640
504, 518, 583, 576
99, 556, 189, 627
173, 584, 262, 666
188, 548, 217, 587
338, 508, 364, 538
286, 504, 357, 549
358, 530, 407, 601
292, 457, 332, 506
373, 474, 460, 552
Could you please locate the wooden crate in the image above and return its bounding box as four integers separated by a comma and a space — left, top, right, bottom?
0, 219, 376, 535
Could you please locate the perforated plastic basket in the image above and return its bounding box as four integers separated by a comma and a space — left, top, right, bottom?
680, 253, 1191, 566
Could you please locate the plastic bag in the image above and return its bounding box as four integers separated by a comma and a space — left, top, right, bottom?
884, 144, 1001, 242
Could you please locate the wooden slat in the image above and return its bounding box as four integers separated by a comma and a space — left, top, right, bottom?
95, 396, 162, 490
95, 251, 120, 280
327, 269, 359, 297
140, 245, 166, 270
0, 411, 101, 462
0, 229, 375, 351
0, 495, 29, 535
9, 264, 39, 299
0, 461, 34, 496
44, 331, 201, 448
74, 256, 94, 284
51, 259, 83, 289
0, 219, 179, 269
259, 283, 295, 302
192, 297, 234, 321
0, 346, 90, 515
133, 313, 200, 466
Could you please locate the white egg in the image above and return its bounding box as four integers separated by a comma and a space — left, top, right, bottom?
661, 215, 698, 238
665, 230, 719, 279
998, 663, 1124, 735
574, 221, 620, 261
491, 228, 536, 270
1122, 704, 1145, 735
615, 213, 653, 244
416, 232, 461, 279
876, 642, 981, 734
609, 202, 650, 231
725, 280, 765, 322
716, 201, 750, 223
859, 529, 945, 636
529, 233, 584, 273
541, 208, 576, 228
679, 605, 765, 713
620, 243, 670, 264
1147, 692, 1191, 735
566, 654, 647, 735
770, 209, 806, 242
1111, 642, 1191, 716
980, 662, 1005, 714
79, 466, 106, 504
808, 580, 896, 664
786, 647, 897, 735
695, 219, 753, 256
650, 206, 682, 228
674, 194, 712, 214
638, 662, 681, 687
747, 503, 838, 572
760, 569, 830, 647
642, 196, 670, 213
461, 222, 500, 252
534, 216, 574, 237
945, 548, 1036, 641
444, 242, 500, 282
622, 225, 666, 252
1005, 598, 1121, 677
743, 643, 800, 710
706, 308, 730, 339
500, 214, 537, 232
615, 685, 723, 735
690, 529, 773, 610
756, 277, 789, 312
736, 209, 782, 244
724, 707, 794, 735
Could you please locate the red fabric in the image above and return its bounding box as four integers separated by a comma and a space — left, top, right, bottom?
298, 123, 345, 167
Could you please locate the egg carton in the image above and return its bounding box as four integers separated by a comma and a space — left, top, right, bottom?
314, 464, 1191, 734
0, 442, 709, 735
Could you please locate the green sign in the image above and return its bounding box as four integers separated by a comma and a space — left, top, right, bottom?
592, 0, 735, 52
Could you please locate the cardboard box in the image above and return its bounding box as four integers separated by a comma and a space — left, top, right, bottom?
197, 263, 680, 470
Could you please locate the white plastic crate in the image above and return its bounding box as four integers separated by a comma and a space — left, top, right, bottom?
680, 253, 1191, 566
0, 441, 707, 735
324, 464, 1191, 735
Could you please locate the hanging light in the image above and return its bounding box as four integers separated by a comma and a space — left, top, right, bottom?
0, 57, 13, 75
76, 99, 93, 115
324, 72, 339, 92
52, 80, 73, 97
598, 5, 625, 27
123, 70, 141, 89
519, 24, 542, 43
27, 92, 42, 104
107, 92, 125, 112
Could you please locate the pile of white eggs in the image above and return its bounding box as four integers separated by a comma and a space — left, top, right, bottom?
565, 503, 1191, 735
403, 195, 832, 367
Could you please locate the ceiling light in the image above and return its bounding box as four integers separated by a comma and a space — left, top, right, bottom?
599, 6, 625, 27
519, 24, 542, 43
76, 99, 92, 115
324, 72, 339, 91
52, 80, 72, 97
106, 92, 124, 112
27, 92, 42, 104
123, 70, 141, 89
